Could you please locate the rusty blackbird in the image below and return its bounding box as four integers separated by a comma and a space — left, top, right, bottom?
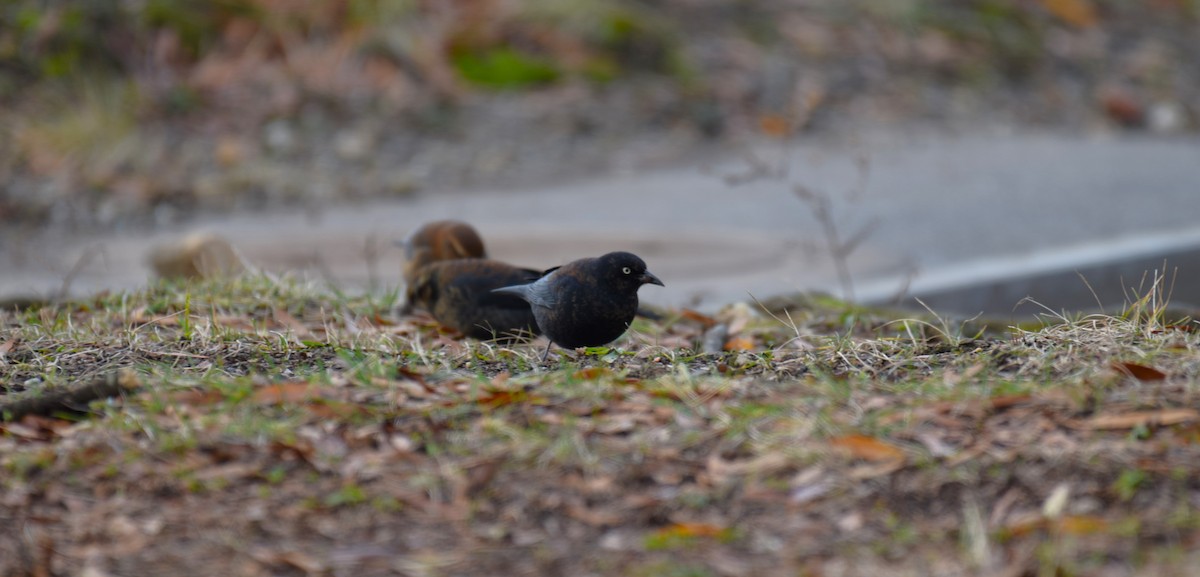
492, 251, 664, 360
399, 220, 540, 340
399, 220, 487, 289
406, 258, 542, 341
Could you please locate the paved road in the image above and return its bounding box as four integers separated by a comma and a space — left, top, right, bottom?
4, 127, 1199, 315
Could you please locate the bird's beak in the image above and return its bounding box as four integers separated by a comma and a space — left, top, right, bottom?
640, 271, 664, 287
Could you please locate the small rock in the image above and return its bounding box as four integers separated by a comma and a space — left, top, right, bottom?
147, 232, 248, 280
599, 531, 629, 550
215, 136, 247, 167
1148, 101, 1186, 133
836, 511, 864, 532
334, 129, 374, 161
701, 323, 729, 354
263, 120, 297, 154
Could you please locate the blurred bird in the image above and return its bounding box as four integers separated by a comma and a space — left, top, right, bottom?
399, 220, 540, 340
399, 220, 487, 288
492, 251, 664, 360
405, 258, 541, 341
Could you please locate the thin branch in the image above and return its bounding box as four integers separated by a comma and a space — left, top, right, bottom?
1, 371, 140, 422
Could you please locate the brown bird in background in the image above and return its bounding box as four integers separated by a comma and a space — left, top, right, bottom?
400, 220, 487, 288
406, 259, 542, 341
399, 220, 540, 341
493, 251, 663, 360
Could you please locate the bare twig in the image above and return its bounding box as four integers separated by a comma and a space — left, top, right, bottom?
725, 144, 874, 303
56, 245, 106, 301
792, 184, 875, 302
0, 370, 140, 422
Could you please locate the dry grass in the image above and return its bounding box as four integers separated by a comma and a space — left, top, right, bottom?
1, 275, 1199, 576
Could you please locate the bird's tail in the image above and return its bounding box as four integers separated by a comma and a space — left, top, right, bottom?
491, 285, 528, 299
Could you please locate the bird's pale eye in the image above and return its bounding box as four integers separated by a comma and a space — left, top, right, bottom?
622, 267, 631, 275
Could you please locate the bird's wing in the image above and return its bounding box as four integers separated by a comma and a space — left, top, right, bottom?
518, 276, 560, 310
478, 288, 539, 311
519, 267, 544, 281
491, 267, 565, 310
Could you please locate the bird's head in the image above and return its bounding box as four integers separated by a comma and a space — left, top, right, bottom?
597, 251, 664, 291
396, 220, 487, 262
397, 220, 487, 285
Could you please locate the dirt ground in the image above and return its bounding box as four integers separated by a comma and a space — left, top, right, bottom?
1, 279, 1199, 576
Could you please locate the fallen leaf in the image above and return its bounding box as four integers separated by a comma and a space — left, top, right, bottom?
1101, 90, 1144, 126
192, 461, 263, 482
565, 503, 624, 526
928, 393, 1033, 418
1040, 0, 1098, 27
847, 458, 905, 479
251, 548, 328, 574
474, 389, 546, 409
1158, 324, 1196, 333
306, 400, 367, 419
1173, 423, 1200, 445
721, 303, 754, 336
273, 309, 312, 338
573, 367, 610, 380
655, 523, 728, 539
1111, 361, 1167, 382
1, 421, 47, 440
167, 390, 226, 406
1003, 514, 1110, 538
723, 337, 755, 352
128, 308, 181, 326
251, 382, 327, 405
915, 432, 957, 457
396, 367, 429, 386
1070, 408, 1199, 430
707, 452, 791, 479
680, 309, 716, 327
1052, 515, 1109, 535
1003, 515, 1046, 538
1042, 483, 1071, 518
596, 414, 636, 435
829, 434, 906, 462
213, 315, 255, 331
789, 481, 832, 505
21, 415, 74, 435
989, 394, 1034, 410
758, 114, 792, 138
214, 136, 246, 167
271, 439, 316, 463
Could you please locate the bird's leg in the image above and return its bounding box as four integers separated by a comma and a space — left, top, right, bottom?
540, 340, 553, 362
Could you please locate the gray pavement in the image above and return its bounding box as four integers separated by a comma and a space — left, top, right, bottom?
4, 127, 1199, 316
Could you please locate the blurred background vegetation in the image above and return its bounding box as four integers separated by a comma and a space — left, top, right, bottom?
1, 0, 1197, 229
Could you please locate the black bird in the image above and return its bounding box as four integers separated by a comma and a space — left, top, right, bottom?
492, 251, 664, 360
